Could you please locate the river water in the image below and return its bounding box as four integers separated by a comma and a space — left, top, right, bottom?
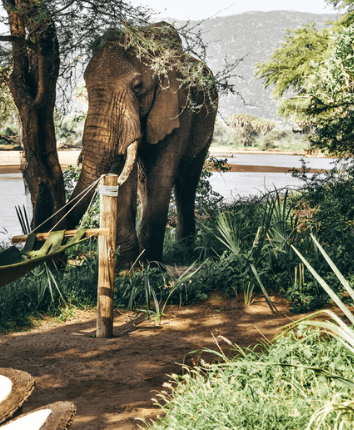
0, 153, 338, 239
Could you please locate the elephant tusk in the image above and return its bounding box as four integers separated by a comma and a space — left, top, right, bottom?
117, 140, 139, 186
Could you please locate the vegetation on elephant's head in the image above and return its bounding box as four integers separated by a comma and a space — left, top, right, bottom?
92, 21, 231, 114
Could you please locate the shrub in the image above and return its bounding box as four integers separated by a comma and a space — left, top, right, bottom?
144, 327, 354, 430
226, 114, 275, 147
211, 118, 239, 146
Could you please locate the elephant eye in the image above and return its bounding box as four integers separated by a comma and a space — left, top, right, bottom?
132, 81, 143, 95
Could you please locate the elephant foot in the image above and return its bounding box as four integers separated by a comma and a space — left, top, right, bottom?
138, 247, 164, 267
115, 251, 140, 273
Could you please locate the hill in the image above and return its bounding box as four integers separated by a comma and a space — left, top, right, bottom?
173, 11, 339, 123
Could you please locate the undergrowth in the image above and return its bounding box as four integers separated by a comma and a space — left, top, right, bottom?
143, 328, 354, 430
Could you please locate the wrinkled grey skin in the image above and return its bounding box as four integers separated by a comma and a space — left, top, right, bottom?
68, 22, 218, 269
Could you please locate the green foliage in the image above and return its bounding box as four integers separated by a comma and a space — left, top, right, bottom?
211, 120, 311, 152
304, 25, 354, 155
255, 129, 311, 152
326, 0, 354, 10
211, 118, 239, 146
226, 114, 275, 147
165, 158, 354, 314
255, 23, 333, 124
291, 159, 354, 274
0, 256, 98, 332
255, 24, 332, 101
114, 263, 201, 324
255, 1, 354, 155
55, 111, 86, 149
143, 326, 354, 429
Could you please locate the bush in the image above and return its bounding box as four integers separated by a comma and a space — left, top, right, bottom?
0, 257, 98, 332
226, 114, 275, 147
211, 118, 239, 146
256, 129, 311, 152
144, 327, 354, 430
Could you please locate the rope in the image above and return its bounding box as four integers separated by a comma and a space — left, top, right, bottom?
77, 182, 100, 230
99, 184, 119, 197
30, 175, 105, 235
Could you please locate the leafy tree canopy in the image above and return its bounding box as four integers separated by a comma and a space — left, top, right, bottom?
306, 24, 354, 154
326, 0, 354, 10
255, 24, 334, 123
255, 0, 354, 155
255, 25, 332, 100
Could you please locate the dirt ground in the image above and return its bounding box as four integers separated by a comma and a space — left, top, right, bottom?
0, 292, 307, 429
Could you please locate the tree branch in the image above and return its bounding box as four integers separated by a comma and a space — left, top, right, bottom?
310, 99, 354, 114
34, 49, 46, 106
51, 0, 77, 16
0, 35, 39, 52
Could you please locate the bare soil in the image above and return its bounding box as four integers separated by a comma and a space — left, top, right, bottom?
0, 293, 306, 429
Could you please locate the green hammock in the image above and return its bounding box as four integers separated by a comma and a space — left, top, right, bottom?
0, 229, 87, 288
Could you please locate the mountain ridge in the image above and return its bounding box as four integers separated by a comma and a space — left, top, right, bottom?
169, 11, 340, 123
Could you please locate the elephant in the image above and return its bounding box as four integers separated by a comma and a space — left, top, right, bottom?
67, 21, 218, 269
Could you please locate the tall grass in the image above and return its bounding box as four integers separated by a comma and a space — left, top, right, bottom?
142, 327, 354, 429
0, 254, 98, 331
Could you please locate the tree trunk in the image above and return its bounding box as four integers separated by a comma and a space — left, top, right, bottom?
4, 0, 66, 232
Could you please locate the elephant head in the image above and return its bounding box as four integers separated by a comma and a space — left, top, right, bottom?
68, 22, 218, 267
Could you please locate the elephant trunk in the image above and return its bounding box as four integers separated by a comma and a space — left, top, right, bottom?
66, 94, 140, 229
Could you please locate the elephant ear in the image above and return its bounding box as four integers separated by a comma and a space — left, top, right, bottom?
146, 74, 186, 144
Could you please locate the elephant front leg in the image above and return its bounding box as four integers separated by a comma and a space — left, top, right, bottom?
115, 163, 140, 270
138, 174, 174, 263
174, 147, 209, 242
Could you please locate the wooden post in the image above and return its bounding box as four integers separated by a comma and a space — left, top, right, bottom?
97, 174, 118, 338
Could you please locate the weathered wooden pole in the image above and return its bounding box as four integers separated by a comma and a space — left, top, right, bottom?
97, 174, 118, 338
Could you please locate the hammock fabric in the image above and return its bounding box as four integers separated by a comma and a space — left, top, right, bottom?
0, 229, 87, 288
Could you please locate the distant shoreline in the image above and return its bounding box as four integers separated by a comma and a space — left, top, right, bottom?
0, 148, 329, 175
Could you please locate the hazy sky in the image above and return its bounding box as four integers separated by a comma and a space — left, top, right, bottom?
136, 0, 338, 21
